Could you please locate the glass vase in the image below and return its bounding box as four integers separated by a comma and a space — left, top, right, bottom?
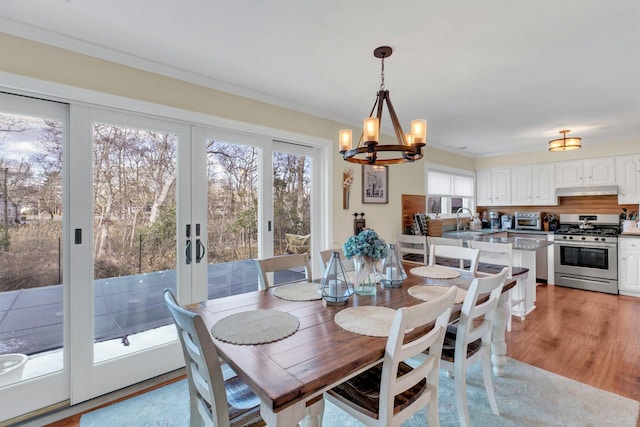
353, 255, 378, 296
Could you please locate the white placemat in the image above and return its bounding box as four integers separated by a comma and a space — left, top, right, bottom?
271, 282, 321, 301
211, 309, 299, 345
410, 265, 461, 279
408, 285, 467, 304
334, 306, 396, 337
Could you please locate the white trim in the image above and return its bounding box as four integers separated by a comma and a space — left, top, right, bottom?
0, 72, 331, 150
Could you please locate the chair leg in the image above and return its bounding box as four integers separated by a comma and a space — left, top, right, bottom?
453, 361, 470, 427
426, 399, 440, 427
506, 289, 513, 332
519, 279, 527, 321
481, 350, 500, 415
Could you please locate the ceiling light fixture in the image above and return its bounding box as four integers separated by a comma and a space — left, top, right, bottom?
339, 46, 426, 165
548, 129, 582, 152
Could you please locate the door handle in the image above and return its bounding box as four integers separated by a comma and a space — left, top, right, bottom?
196, 239, 206, 263
185, 240, 192, 264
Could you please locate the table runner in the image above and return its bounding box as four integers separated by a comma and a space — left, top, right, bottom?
334, 306, 396, 337
408, 285, 467, 304
211, 309, 299, 345
271, 282, 321, 301
410, 265, 461, 279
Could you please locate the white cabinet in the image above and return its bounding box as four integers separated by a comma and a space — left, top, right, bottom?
619, 238, 640, 297
616, 155, 640, 204
511, 163, 556, 206
476, 168, 511, 206
556, 158, 616, 188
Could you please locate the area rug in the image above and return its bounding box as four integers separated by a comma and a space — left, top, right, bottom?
80, 357, 639, 427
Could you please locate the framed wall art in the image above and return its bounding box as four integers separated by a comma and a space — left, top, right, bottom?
362, 164, 388, 204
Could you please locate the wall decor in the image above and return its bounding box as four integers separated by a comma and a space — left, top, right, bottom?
342, 167, 353, 209
362, 164, 388, 204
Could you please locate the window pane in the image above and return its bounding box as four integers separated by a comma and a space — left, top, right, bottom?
0, 111, 64, 382
427, 171, 451, 195
427, 197, 442, 214
453, 175, 474, 197
92, 122, 178, 363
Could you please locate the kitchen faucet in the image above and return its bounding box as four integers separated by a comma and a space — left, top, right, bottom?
456, 207, 474, 231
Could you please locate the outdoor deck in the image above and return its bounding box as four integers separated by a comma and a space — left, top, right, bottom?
0, 259, 305, 355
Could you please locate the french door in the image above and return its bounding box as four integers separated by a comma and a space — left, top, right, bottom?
0, 91, 326, 421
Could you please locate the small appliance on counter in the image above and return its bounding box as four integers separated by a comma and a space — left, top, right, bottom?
501, 215, 513, 230
515, 211, 542, 231
489, 211, 501, 229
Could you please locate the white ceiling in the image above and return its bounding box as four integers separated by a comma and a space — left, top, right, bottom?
2, 0, 639, 157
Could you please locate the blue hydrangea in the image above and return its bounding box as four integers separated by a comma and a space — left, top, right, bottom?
343, 229, 388, 260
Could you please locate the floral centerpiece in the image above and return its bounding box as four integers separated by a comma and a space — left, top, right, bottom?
343, 229, 388, 295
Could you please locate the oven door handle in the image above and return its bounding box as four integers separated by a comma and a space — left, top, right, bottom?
553, 242, 617, 249
556, 274, 615, 286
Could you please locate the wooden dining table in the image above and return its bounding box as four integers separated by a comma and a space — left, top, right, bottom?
187, 262, 516, 427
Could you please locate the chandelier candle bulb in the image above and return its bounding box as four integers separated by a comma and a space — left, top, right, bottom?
405, 133, 414, 146
411, 119, 427, 144
339, 129, 352, 152
364, 117, 379, 143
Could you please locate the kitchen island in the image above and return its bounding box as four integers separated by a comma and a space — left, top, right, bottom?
442, 231, 554, 316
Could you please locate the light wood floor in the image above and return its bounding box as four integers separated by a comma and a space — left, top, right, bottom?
46, 284, 640, 427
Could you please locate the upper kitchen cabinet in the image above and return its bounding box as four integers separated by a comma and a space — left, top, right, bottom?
555, 158, 615, 188
616, 154, 640, 204
477, 167, 511, 206
511, 163, 556, 206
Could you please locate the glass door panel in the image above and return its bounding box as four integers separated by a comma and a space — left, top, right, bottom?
272, 149, 312, 258
204, 138, 261, 298
91, 121, 179, 363
0, 93, 69, 420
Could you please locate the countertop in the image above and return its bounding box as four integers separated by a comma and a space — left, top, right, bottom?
441, 229, 554, 250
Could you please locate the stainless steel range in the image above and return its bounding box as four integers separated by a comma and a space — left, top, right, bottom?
554, 214, 619, 294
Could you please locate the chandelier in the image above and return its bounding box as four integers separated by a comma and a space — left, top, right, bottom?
548, 129, 582, 152
339, 46, 427, 165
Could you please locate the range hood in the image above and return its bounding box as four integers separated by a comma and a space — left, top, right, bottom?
555, 185, 619, 197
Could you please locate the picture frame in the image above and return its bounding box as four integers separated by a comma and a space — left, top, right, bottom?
362, 164, 388, 204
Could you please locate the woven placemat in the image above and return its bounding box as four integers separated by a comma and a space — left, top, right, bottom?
271, 282, 321, 301
410, 265, 461, 279
334, 306, 396, 337
408, 285, 467, 304
211, 310, 299, 345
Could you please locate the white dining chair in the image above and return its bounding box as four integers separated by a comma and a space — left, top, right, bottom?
163, 289, 263, 427
428, 244, 479, 275
395, 234, 428, 264
318, 249, 354, 276
439, 268, 508, 427
468, 240, 529, 331
427, 237, 464, 268
325, 286, 458, 427
256, 253, 312, 290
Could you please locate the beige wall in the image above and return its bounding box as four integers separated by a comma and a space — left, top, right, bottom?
0, 33, 472, 248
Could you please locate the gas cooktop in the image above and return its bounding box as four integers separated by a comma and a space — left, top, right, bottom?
554, 227, 619, 237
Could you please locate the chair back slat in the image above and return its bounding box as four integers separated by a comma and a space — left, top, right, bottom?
429, 244, 479, 274
396, 234, 428, 264
256, 253, 312, 290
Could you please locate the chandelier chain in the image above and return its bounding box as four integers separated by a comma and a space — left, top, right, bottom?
379, 55, 386, 90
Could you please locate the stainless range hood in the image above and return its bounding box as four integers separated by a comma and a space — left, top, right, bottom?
555, 185, 619, 197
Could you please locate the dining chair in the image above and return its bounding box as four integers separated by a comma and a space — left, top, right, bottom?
324, 286, 458, 427
256, 253, 312, 290
395, 234, 428, 264
427, 237, 464, 268
163, 289, 263, 427
428, 244, 479, 275
439, 267, 508, 427
468, 240, 529, 331
318, 249, 354, 276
